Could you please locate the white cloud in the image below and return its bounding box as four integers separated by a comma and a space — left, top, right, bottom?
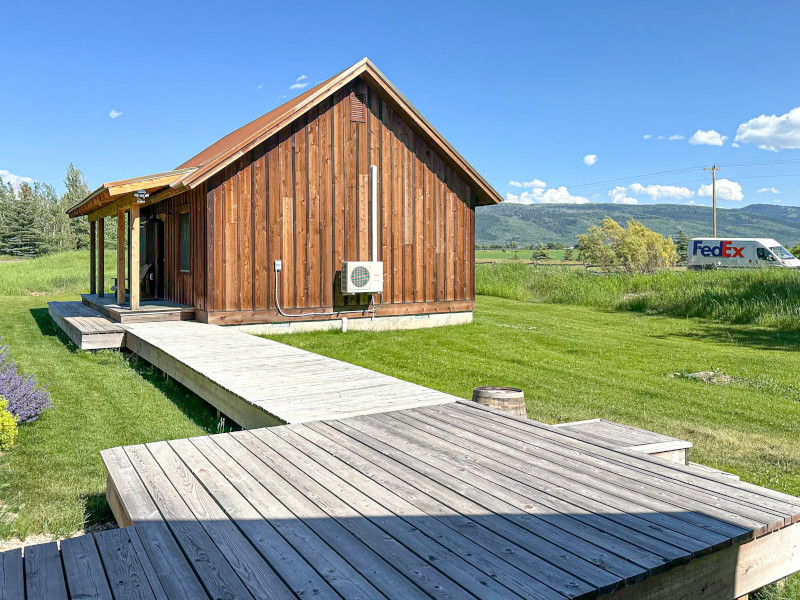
256, 83, 263, 89
732, 142, 740, 148
757, 187, 780, 194
583, 154, 598, 166
643, 134, 652, 139
295, 75, 308, 82
697, 178, 743, 201
508, 179, 546, 188
657, 135, 665, 140
629, 183, 694, 200
289, 82, 309, 90
668, 134, 685, 141
0, 169, 33, 191
735, 106, 800, 151
689, 129, 727, 146
109, 109, 122, 119
608, 186, 637, 204
774, 198, 781, 203
506, 186, 589, 205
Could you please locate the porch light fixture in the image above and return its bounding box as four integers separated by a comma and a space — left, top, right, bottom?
134, 189, 149, 203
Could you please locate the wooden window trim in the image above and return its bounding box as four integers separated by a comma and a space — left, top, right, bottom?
179, 210, 191, 273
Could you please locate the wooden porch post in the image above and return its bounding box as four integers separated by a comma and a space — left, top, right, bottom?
89, 220, 96, 295
98, 218, 105, 297
130, 203, 140, 310
117, 208, 126, 305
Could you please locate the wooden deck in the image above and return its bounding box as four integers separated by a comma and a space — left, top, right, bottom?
124, 320, 460, 427
47, 301, 125, 350
81, 294, 195, 323
94, 401, 800, 600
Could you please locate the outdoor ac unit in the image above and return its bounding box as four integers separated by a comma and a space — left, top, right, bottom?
341, 261, 383, 295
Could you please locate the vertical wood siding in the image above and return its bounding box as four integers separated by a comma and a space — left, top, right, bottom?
196, 77, 476, 317
149, 185, 206, 308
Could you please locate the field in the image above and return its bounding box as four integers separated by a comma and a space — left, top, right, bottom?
476, 248, 570, 262
0, 252, 218, 539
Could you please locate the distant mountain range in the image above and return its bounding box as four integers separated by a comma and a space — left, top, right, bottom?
475, 203, 800, 247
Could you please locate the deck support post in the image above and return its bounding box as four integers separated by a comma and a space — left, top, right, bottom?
98, 217, 105, 297
89, 220, 96, 295
130, 203, 140, 311
117, 208, 126, 305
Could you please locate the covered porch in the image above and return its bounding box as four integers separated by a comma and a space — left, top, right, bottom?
72, 168, 197, 313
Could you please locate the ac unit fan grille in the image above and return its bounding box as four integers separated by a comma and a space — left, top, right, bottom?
350, 265, 370, 288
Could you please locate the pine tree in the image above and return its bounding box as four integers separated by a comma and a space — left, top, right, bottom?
2, 184, 44, 257
60, 164, 90, 249
675, 229, 689, 264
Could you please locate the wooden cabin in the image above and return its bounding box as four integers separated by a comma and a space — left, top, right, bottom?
68, 58, 502, 330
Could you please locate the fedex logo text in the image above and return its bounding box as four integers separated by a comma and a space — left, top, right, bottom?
692, 241, 744, 258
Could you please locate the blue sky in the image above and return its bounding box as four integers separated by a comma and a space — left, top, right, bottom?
2, 0, 800, 207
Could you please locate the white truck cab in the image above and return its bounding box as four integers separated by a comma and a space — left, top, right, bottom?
689, 238, 800, 269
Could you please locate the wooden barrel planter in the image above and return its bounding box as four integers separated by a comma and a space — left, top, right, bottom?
471, 386, 526, 418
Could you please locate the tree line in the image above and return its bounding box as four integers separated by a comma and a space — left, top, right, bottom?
0, 164, 117, 258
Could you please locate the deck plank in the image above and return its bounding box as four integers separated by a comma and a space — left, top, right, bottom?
0, 548, 23, 600
60, 535, 113, 600
93, 528, 162, 600
24, 542, 67, 600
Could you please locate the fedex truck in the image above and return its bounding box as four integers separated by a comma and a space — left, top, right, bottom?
689, 238, 800, 269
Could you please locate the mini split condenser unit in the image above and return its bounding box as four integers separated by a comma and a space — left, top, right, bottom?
341, 261, 383, 294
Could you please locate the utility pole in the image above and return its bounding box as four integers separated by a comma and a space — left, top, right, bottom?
704, 164, 721, 236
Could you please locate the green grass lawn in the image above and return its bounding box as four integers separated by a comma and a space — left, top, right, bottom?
0, 253, 218, 538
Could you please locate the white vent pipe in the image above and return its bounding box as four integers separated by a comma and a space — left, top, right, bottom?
370, 164, 378, 262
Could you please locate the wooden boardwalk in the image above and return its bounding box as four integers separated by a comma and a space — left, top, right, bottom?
124, 320, 460, 427
93, 401, 800, 600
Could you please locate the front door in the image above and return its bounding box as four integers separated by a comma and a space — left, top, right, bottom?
140, 216, 165, 299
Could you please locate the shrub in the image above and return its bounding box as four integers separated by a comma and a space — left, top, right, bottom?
0, 338, 52, 423
577, 217, 678, 273
0, 397, 18, 451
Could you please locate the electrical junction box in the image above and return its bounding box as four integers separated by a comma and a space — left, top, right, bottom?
341, 261, 383, 295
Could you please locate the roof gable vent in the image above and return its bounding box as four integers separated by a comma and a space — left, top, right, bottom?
350, 91, 366, 123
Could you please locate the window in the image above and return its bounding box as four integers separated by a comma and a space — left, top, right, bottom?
756, 247, 774, 261
179, 211, 190, 272
771, 245, 795, 259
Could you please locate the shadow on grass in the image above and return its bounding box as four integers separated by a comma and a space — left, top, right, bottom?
82, 492, 115, 531
652, 322, 800, 352
29, 307, 80, 353
123, 353, 238, 434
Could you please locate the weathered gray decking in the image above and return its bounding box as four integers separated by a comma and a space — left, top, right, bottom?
123, 320, 460, 427
0, 527, 175, 600
47, 301, 125, 350
96, 401, 800, 600
81, 293, 195, 323
553, 418, 693, 464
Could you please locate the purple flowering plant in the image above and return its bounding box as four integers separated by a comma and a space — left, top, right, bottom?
0, 338, 52, 423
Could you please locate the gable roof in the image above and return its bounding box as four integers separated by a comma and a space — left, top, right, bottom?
69, 58, 501, 218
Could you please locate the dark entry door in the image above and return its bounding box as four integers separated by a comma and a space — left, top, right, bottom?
140, 217, 165, 299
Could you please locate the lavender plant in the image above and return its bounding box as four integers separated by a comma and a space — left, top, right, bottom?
0, 338, 52, 423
